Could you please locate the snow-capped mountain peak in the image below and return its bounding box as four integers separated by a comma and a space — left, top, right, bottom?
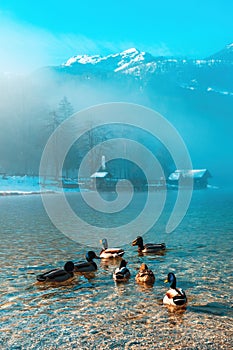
64, 54, 102, 66
114, 48, 147, 72
62, 48, 153, 73
55, 44, 233, 97
121, 48, 138, 54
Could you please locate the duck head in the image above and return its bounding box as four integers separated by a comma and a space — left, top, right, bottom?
119, 259, 128, 268
86, 251, 101, 262
132, 236, 143, 246
164, 272, 176, 289
139, 263, 148, 272
132, 236, 144, 249
64, 261, 75, 272
100, 238, 108, 250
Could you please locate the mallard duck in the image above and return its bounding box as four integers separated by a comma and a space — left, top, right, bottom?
132, 236, 166, 253
113, 259, 130, 282
135, 263, 155, 285
100, 238, 125, 259
36, 261, 74, 283
74, 251, 101, 273
163, 272, 187, 306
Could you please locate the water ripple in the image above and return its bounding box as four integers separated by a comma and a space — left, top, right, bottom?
0, 190, 232, 349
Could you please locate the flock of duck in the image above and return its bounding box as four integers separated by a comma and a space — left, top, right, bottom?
36, 236, 187, 307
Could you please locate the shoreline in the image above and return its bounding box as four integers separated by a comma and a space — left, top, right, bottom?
0, 190, 56, 196
0, 175, 81, 196
0, 174, 220, 198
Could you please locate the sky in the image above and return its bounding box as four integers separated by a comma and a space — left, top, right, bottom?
0, 0, 233, 73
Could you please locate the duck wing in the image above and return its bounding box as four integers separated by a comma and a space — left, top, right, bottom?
103, 248, 124, 257
173, 294, 187, 305
136, 270, 155, 284
173, 288, 187, 305
74, 261, 96, 272
105, 248, 124, 253
138, 270, 154, 278
164, 288, 187, 306
36, 268, 57, 281
116, 267, 130, 278
117, 267, 128, 274
144, 243, 166, 250
36, 268, 72, 282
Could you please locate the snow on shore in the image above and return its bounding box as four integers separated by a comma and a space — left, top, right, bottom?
0, 175, 79, 196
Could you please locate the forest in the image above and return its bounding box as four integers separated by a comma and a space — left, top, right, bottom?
0, 73, 173, 182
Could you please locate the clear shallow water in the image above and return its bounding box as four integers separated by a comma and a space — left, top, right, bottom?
0, 189, 232, 349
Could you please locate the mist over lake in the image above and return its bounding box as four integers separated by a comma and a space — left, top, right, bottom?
1, 45, 232, 187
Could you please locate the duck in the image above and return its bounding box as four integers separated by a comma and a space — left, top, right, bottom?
74, 251, 101, 273
132, 236, 166, 254
135, 263, 155, 285
36, 261, 74, 283
113, 259, 130, 282
163, 272, 187, 306
100, 238, 125, 259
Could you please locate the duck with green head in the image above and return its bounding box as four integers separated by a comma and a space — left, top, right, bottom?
163, 272, 187, 306
113, 259, 130, 282
74, 251, 101, 273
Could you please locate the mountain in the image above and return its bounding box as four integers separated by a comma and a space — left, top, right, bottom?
55, 47, 186, 80
48, 44, 233, 97
1, 44, 232, 183
207, 43, 233, 61
62, 47, 155, 74
43, 44, 232, 185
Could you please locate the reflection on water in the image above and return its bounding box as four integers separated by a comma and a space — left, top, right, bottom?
0, 190, 232, 349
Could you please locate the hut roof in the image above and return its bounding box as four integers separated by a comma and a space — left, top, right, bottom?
90, 171, 109, 178
168, 169, 211, 181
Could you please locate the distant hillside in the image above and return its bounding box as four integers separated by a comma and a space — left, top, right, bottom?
41, 44, 233, 98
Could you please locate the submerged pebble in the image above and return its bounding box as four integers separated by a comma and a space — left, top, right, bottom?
0, 191, 232, 349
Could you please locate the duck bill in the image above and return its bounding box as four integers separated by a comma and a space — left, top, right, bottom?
164, 278, 168, 283
132, 239, 137, 246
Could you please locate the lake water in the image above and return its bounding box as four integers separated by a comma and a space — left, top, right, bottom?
0, 189, 232, 349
